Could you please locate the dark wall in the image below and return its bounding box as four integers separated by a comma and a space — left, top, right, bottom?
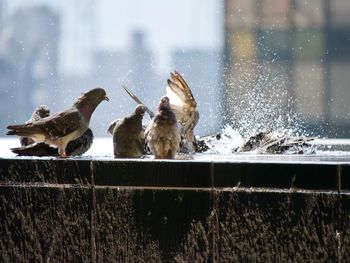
1, 158, 350, 262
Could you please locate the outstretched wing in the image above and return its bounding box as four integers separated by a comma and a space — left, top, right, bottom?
166, 71, 199, 134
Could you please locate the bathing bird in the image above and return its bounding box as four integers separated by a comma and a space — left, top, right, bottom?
107, 104, 146, 158
12, 104, 94, 157
145, 96, 181, 159
7, 87, 108, 157
123, 71, 199, 153
236, 131, 314, 154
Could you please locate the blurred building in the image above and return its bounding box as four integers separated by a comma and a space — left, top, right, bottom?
224, 0, 350, 137
58, 0, 95, 75
0, 5, 59, 134
0, 0, 4, 32
85, 31, 162, 136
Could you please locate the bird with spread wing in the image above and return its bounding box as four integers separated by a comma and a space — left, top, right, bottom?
123, 71, 199, 154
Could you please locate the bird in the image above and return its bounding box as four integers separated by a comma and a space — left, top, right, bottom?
19, 105, 50, 146
11, 128, 94, 157
7, 87, 108, 157
107, 104, 146, 158
12, 105, 94, 157
235, 131, 315, 154
122, 71, 199, 153
145, 96, 181, 159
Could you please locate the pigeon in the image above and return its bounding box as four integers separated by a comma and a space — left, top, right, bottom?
12, 104, 94, 157
235, 131, 315, 154
11, 128, 94, 157
19, 105, 50, 146
145, 96, 181, 159
107, 104, 146, 158
196, 130, 315, 154
122, 71, 199, 153
7, 87, 108, 157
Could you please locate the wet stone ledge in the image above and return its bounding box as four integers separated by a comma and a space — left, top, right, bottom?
0, 157, 350, 262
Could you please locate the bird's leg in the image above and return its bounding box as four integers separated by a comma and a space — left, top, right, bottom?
58, 147, 67, 158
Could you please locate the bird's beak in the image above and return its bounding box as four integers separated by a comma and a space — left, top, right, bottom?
104, 96, 109, 101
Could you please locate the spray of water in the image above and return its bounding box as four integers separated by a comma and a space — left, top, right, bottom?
203, 125, 243, 154
223, 60, 306, 137
205, 60, 314, 154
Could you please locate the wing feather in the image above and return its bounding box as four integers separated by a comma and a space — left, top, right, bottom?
166, 71, 197, 125
32, 109, 82, 138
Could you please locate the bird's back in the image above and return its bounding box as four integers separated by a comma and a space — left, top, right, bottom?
113, 116, 144, 157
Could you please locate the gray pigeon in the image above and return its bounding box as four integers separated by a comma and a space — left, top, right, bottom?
7, 87, 108, 157
108, 104, 146, 158
145, 96, 181, 159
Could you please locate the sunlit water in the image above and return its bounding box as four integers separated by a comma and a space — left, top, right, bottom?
1, 125, 350, 163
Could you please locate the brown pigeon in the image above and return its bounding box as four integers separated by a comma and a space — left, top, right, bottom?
145, 96, 181, 159
7, 87, 108, 157
107, 104, 146, 158
13, 104, 94, 157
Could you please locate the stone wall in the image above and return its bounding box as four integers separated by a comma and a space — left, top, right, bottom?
0, 158, 349, 262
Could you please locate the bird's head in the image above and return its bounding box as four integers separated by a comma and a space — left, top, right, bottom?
135, 104, 146, 116
74, 87, 109, 120
33, 105, 50, 119
158, 96, 170, 110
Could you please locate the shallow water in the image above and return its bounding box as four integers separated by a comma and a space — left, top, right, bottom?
1, 136, 350, 164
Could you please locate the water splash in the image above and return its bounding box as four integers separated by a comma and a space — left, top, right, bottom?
223, 60, 307, 138
203, 125, 243, 154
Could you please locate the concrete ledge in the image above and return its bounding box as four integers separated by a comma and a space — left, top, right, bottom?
1, 157, 349, 190
0, 158, 92, 185
1, 157, 350, 262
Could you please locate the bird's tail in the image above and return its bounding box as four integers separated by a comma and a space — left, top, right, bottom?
10, 143, 58, 157
6, 130, 18, 135
6, 124, 41, 137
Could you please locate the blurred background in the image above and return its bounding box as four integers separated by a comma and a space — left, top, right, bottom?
0, 0, 349, 138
